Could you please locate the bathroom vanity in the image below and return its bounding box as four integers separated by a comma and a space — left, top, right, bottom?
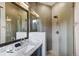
0, 32, 46, 56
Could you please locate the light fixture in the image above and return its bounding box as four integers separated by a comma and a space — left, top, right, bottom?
21, 2, 29, 8
15, 2, 29, 10
31, 10, 40, 17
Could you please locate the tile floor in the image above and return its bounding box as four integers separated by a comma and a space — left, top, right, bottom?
47, 50, 56, 56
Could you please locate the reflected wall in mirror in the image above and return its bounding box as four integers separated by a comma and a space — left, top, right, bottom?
30, 13, 42, 32
5, 2, 29, 44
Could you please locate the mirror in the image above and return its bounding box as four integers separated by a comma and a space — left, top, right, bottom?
0, 2, 29, 46
30, 13, 42, 32
30, 14, 37, 32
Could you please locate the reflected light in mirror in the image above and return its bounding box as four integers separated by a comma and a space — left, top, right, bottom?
6, 16, 12, 22
33, 20, 37, 23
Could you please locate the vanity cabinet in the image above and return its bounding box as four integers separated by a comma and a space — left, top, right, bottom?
31, 45, 42, 56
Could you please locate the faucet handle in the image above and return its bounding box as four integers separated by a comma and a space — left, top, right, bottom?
15, 43, 21, 48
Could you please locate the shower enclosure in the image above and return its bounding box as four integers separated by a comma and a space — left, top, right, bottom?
52, 3, 74, 56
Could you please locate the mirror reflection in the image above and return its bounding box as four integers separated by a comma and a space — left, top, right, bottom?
30, 14, 37, 32
5, 2, 28, 43
30, 14, 42, 32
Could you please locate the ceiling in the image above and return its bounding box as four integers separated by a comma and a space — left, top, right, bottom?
39, 2, 56, 6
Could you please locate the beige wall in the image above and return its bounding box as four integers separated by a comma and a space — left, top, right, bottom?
67, 4, 74, 56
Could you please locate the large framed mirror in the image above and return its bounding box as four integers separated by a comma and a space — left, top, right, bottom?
0, 2, 29, 47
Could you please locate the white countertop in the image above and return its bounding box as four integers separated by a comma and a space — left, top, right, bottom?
0, 32, 46, 56
0, 39, 42, 56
